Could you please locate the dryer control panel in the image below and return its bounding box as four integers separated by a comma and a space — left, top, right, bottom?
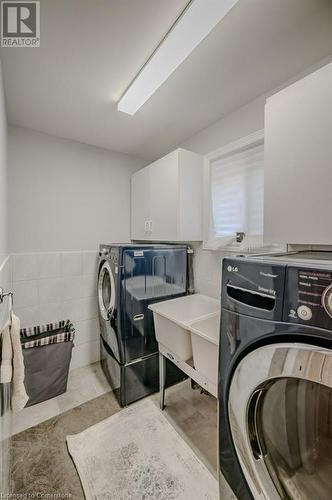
284, 266, 332, 329
222, 258, 286, 321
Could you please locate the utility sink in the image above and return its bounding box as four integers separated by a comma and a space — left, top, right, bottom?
149, 294, 220, 362
189, 312, 220, 386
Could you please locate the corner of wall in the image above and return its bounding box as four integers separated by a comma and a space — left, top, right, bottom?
0, 55, 9, 268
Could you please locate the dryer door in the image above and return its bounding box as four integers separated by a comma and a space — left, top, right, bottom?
98, 261, 115, 321
228, 343, 332, 500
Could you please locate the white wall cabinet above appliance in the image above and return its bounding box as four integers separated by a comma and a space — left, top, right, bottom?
131, 148, 203, 241
264, 62, 332, 245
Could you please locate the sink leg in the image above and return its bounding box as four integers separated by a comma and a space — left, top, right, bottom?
159, 352, 166, 410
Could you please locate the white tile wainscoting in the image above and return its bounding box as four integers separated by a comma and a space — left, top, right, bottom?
10, 251, 100, 370
0, 254, 12, 294
192, 243, 225, 300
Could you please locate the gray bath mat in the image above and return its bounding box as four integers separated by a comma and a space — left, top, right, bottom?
66, 398, 218, 500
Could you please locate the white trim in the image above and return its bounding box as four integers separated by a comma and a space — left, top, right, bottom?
98, 261, 115, 321
203, 130, 284, 253
204, 129, 264, 162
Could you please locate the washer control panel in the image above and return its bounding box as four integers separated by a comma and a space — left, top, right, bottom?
285, 267, 332, 328
109, 247, 119, 264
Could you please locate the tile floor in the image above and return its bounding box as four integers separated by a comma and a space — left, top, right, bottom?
10, 366, 235, 499
10, 392, 120, 499
12, 362, 110, 435
151, 380, 219, 475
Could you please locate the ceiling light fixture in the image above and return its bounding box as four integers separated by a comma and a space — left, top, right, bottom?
117, 0, 240, 115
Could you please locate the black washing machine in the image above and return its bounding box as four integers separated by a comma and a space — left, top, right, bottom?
98, 243, 188, 406
219, 251, 332, 500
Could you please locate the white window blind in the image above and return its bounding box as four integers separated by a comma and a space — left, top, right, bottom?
208, 143, 264, 250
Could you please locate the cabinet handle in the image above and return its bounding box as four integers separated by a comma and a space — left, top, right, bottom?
133, 314, 144, 321
149, 220, 153, 233
144, 220, 149, 232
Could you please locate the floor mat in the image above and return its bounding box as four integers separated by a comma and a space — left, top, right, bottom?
67, 398, 218, 500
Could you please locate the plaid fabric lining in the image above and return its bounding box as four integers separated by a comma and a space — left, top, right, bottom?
22, 330, 75, 349
20, 319, 72, 338
20, 320, 75, 349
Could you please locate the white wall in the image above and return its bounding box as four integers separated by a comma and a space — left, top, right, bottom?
181, 57, 332, 157
182, 96, 266, 299
8, 126, 145, 252
8, 126, 145, 368
181, 95, 265, 156
183, 60, 332, 299
0, 57, 8, 268
0, 56, 10, 324
0, 56, 10, 497
11, 250, 100, 369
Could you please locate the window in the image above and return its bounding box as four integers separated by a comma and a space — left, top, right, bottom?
204, 131, 281, 251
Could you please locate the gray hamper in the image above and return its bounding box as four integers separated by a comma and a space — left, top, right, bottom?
20, 320, 75, 407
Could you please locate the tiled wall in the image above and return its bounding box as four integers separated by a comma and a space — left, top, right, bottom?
10, 251, 100, 370
0, 255, 13, 371
192, 243, 332, 301
192, 243, 225, 300
0, 255, 12, 293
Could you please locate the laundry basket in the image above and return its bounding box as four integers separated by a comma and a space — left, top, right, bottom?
20, 320, 75, 407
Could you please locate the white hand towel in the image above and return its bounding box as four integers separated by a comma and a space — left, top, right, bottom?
0, 319, 13, 384
10, 313, 28, 412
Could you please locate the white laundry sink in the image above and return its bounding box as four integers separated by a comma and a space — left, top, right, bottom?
189, 312, 220, 386
152, 314, 193, 361
149, 294, 219, 362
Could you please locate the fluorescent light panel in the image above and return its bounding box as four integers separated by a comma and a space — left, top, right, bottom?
117, 0, 240, 115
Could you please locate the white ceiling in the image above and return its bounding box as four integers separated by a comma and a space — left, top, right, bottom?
1, 0, 332, 161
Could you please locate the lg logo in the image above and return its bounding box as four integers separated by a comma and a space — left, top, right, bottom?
1, 1, 40, 47
227, 265, 238, 273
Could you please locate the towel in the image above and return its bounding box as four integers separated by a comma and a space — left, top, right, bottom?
0, 312, 28, 412
0, 318, 13, 383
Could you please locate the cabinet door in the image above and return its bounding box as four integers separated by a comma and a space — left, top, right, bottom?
264, 62, 332, 245
149, 151, 179, 241
178, 149, 203, 241
131, 166, 150, 240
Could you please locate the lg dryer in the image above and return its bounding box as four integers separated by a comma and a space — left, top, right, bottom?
219, 251, 332, 500
98, 243, 188, 406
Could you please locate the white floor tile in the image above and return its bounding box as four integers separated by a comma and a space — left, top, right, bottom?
12, 398, 60, 435
11, 362, 110, 435
57, 362, 110, 413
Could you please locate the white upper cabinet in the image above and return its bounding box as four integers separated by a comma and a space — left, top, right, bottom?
131, 148, 203, 242
264, 62, 332, 245
131, 166, 150, 241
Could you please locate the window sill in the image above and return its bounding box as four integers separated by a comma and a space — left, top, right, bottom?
202, 242, 286, 254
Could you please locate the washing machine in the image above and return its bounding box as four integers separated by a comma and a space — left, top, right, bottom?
219, 251, 332, 500
98, 243, 188, 406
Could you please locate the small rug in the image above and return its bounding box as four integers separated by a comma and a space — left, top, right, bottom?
66, 398, 218, 500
